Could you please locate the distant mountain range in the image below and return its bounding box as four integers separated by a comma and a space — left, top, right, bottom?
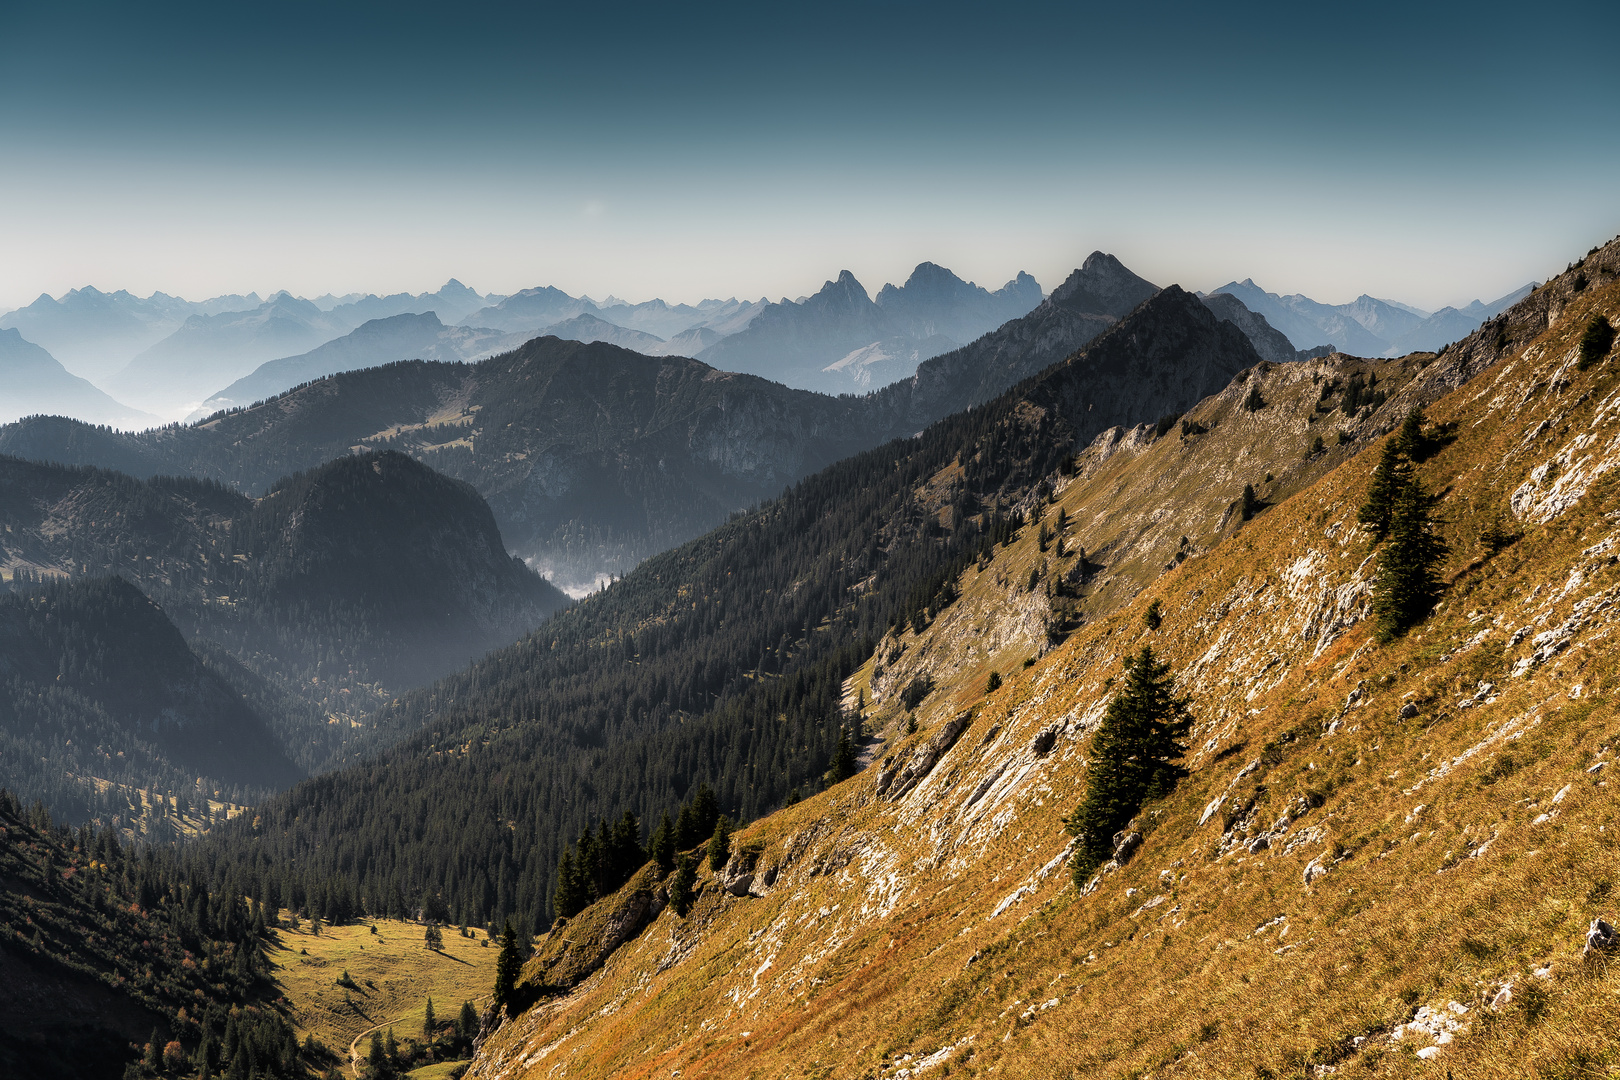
696, 264, 1044, 394
1209, 278, 1535, 357
0, 280, 508, 422
0, 252, 1290, 593
0, 328, 157, 428
193, 311, 529, 417
0, 285, 263, 383
5, 260, 1522, 431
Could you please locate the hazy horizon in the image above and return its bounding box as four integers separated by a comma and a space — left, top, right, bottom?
4, 0, 1617, 315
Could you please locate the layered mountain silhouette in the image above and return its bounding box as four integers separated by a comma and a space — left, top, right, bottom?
0, 285, 261, 382
891, 251, 1159, 424
1211, 278, 1535, 357
0, 328, 157, 428
106, 293, 355, 415
193, 311, 527, 417
1200, 292, 1315, 365
0, 575, 301, 800
0, 450, 567, 786
0, 254, 1271, 594
695, 264, 1044, 393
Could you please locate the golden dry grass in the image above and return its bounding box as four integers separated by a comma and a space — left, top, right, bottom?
268, 916, 494, 1071
468, 250, 1620, 1080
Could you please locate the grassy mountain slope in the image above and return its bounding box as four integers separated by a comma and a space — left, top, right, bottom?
464, 240, 1620, 1080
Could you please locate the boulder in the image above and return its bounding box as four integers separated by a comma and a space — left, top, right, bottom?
1583, 917, 1617, 958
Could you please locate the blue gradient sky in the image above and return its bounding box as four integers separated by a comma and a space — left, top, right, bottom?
3, 0, 1617, 313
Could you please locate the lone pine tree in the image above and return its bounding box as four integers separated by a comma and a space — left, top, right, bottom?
670, 853, 697, 917
493, 920, 523, 1014
1357, 438, 1413, 542
1371, 473, 1448, 642
1067, 645, 1192, 883
827, 727, 858, 784
651, 810, 677, 875
708, 815, 734, 872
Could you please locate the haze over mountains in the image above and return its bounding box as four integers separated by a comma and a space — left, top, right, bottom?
0, 328, 159, 428
0, 257, 1534, 432
1210, 277, 1535, 357
0, 253, 1261, 593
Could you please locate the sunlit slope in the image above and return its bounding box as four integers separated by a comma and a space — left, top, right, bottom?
269, 917, 495, 1069
467, 240, 1620, 1079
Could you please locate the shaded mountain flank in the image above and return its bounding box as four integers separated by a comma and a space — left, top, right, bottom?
0, 328, 158, 429
0, 450, 566, 818
193, 311, 527, 417
0, 259, 1272, 592
456, 240, 1620, 1080
0, 576, 300, 812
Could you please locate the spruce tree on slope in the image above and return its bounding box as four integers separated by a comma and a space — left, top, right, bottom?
1357, 439, 1411, 543
494, 920, 523, 1015
670, 854, 697, 917
1372, 474, 1448, 642
651, 811, 676, 875
708, 815, 733, 872
1067, 646, 1192, 883
828, 727, 857, 784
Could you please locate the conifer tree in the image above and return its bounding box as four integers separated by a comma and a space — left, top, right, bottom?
1357, 439, 1412, 542
670, 853, 696, 917
675, 783, 719, 848
708, 815, 733, 872
423, 997, 436, 1039
1372, 474, 1448, 642
1393, 407, 1432, 462
1240, 484, 1258, 521
1578, 313, 1615, 370
550, 845, 584, 919
1067, 646, 1192, 883
458, 1000, 478, 1044
828, 727, 857, 784
493, 921, 522, 1014
651, 811, 676, 875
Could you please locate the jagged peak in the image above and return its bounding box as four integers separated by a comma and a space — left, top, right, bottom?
1049, 253, 1159, 317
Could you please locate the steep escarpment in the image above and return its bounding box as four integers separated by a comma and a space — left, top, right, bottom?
467, 239, 1620, 1079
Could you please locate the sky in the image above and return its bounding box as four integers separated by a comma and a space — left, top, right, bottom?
2, 0, 1618, 313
